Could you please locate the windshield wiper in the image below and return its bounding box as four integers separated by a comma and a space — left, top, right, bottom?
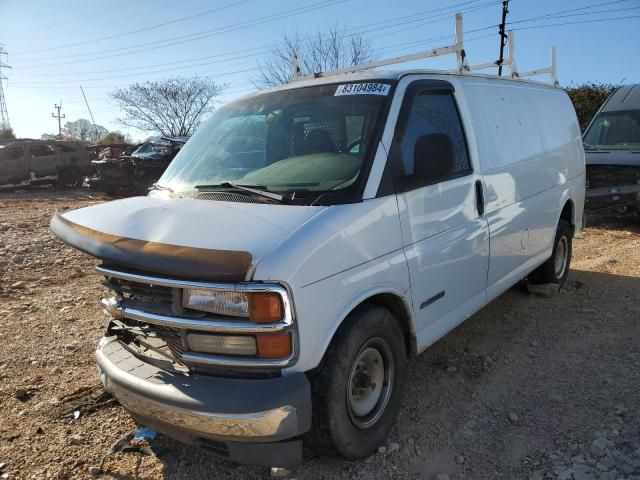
195, 182, 284, 203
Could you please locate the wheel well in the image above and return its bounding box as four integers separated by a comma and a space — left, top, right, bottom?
362, 293, 416, 357
560, 200, 575, 235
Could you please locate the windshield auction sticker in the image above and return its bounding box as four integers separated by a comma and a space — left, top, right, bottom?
334, 83, 391, 96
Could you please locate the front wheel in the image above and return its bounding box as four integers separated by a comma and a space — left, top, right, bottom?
57, 170, 81, 189
529, 219, 573, 286
307, 304, 407, 459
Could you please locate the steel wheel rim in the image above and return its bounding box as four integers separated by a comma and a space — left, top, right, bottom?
555, 236, 568, 278
347, 338, 394, 429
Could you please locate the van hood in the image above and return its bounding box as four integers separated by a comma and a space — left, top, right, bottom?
50, 196, 324, 281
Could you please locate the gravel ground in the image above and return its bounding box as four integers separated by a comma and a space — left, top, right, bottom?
0, 189, 639, 480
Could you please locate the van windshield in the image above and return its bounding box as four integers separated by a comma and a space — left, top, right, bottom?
157, 82, 392, 201
584, 110, 640, 150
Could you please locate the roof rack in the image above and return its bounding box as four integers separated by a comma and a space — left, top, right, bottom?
291, 13, 558, 86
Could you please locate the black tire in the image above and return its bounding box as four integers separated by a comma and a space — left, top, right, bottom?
529, 219, 572, 286
57, 170, 81, 189
307, 304, 407, 459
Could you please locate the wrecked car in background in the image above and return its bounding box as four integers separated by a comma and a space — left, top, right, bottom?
89, 136, 188, 196
584, 84, 640, 218
0, 139, 91, 189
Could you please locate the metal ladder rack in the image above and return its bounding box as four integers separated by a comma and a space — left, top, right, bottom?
291, 13, 558, 86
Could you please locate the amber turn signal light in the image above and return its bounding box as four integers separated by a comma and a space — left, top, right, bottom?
249, 292, 283, 323
256, 332, 291, 358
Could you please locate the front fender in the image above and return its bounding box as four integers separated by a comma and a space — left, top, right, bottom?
282, 246, 412, 374
309, 282, 415, 370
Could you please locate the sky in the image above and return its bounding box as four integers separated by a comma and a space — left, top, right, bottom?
1, 0, 639, 141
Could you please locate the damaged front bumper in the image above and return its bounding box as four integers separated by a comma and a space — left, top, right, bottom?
95, 336, 311, 468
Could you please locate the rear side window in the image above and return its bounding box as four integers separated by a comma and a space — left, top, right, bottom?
30, 145, 55, 157
56, 144, 77, 153
389, 85, 471, 192
1, 148, 22, 160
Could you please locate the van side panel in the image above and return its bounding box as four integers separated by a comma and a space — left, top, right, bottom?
461, 79, 584, 293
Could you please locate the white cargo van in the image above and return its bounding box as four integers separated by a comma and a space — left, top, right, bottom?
51, 67, 584, 468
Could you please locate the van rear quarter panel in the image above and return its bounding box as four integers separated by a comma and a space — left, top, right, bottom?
458, 78, 584, 294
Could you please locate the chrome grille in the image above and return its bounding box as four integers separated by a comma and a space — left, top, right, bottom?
111, 278, 174, 305
194, 192, 265, 204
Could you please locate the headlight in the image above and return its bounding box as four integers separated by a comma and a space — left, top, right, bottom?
183, 288, 283, 322
183, 288, 249, 317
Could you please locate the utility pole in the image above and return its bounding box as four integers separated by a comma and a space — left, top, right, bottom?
497, 0, 509, 76
0, 46, 11, 131
51, 101, 65, 139
80, 86, 98, 143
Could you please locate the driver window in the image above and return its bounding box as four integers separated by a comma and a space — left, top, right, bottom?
391, 89, 471, 192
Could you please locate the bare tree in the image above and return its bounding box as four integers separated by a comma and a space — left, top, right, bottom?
254, 27, 373, 88
63, 118, 107, 143
110, 77, 224, 137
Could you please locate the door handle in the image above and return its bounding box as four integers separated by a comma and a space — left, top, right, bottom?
475, 180, 485, 216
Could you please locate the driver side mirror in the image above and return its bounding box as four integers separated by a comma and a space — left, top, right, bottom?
413, 133, 456, 184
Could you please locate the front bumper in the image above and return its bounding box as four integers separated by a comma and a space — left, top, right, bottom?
96, 336, 311, 468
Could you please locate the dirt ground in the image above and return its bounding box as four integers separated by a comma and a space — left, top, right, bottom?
0, 189, 639, 480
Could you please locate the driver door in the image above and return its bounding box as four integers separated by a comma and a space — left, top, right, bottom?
28, 143, 58, 177
390, 79, 489, 350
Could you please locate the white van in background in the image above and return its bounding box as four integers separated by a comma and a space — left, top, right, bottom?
51, 69, 585, 468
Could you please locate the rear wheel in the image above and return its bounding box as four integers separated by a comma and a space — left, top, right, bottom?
529, 219, 572, 286
307, 304, 407, 459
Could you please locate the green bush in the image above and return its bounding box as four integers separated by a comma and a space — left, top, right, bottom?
565, 82, 620, 132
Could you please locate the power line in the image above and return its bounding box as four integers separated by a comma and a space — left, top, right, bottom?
14, 0, 488, 72
10, 1, 496, 85
340, 0, 502, 42
20, 46, 271, 77
511, 13, 640, 31
507, 0, 632, 25
10, 66, 261, 89
12, 0, 501, 84
9, 5, 638, 90
12, 57, 260, 85
15, 0, 254, 55
35, 0, 141, 34
10, 0, 347, 66
509, 5, 640, 25
12, 0, 498, 74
